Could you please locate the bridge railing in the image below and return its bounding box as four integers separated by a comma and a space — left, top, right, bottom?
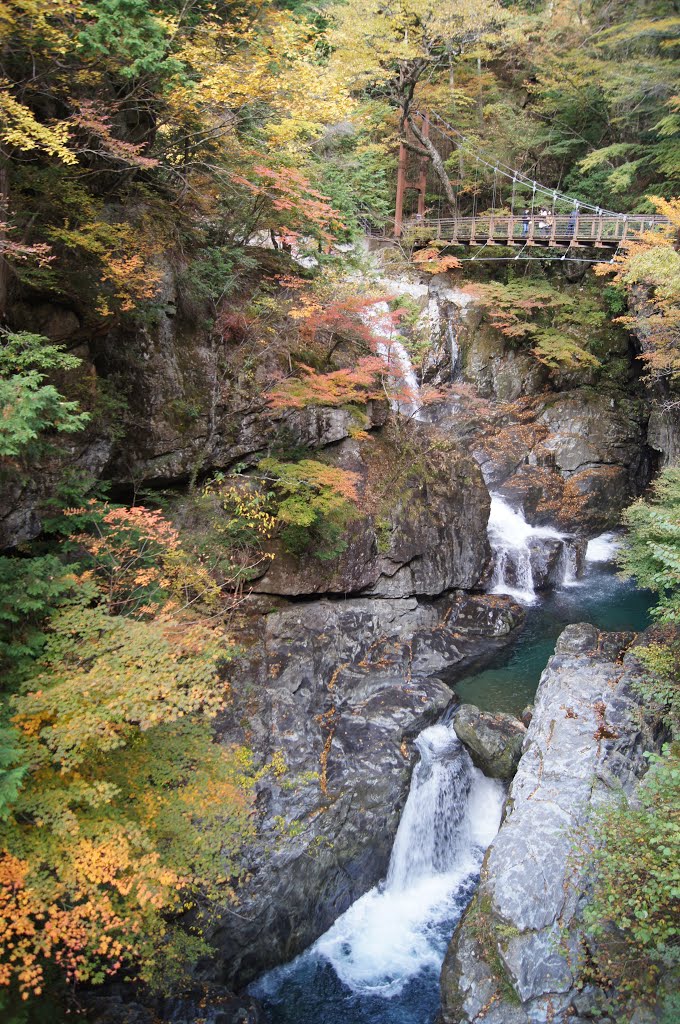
401, 213, 670, 246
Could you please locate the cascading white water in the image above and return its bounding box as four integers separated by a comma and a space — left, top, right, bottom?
310, 723, 502, 996
487, 495, 580, 604
367, 301, 423, 419
252, 722, 504, 1002
586, 532, 621, 563
445, 318, 460, 382
386, 724, 472, 891
557, 542, 579, 588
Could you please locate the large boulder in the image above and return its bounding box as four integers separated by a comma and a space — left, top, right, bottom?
453, 704, 526, 780
439, 623, 665, 1024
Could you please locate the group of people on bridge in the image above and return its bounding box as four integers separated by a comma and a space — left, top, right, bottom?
520, 208, 578, 237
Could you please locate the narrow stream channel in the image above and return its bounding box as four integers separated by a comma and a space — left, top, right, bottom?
250, 538, 654, 1024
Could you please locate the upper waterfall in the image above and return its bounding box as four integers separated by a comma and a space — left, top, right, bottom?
487, 495, 581, 604
366, 300, 423, 419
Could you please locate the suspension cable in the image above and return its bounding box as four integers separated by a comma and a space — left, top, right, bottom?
417, 109, 623, 218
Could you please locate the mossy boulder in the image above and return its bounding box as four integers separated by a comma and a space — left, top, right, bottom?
453, 704, 526, 780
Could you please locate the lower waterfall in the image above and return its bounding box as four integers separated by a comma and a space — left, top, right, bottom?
251, 722, 504, 1023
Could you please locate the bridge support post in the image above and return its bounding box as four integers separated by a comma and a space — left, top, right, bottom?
394, 113, 429, 238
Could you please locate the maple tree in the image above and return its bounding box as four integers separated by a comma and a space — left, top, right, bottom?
596, 196, 680, 379
266, 358, 386, 410
0, 503, 255, 999
0, 0, 354, 322
469, 278, 607, 371
258, 456, 362, 559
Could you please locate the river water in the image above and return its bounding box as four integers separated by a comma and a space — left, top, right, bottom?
456, 538, 654, 716
250, 534, 653, 1024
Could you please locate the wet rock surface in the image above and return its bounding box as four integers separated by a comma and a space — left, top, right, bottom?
452, 704, 526, 780
439, 623, 665, 1024
82, 985, 265, 1024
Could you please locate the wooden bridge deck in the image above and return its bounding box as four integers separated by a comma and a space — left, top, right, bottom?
398, 213, 670, 248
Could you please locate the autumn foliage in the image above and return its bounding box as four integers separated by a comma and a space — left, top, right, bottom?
266, 357, 386, 410
0, 504, 254, 999
596, 196, 680, 379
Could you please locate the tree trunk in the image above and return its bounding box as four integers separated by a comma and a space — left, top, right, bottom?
0, 162, 10, 321
406, 114, 458, 214
476, 57, 484, 127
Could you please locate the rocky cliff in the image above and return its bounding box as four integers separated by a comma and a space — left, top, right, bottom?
2, 258, 667, 548
205, 591, 524, 987
251, 426, 490, 598
439, 623, 666, 1024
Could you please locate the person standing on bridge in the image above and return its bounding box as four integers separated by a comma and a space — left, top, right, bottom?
522, 209, 529, 236
545, 209, 554, 238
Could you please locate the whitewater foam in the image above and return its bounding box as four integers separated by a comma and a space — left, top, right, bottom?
585, 532, 622, 563
251, 723, 504, 1002
487, 495, 574, 604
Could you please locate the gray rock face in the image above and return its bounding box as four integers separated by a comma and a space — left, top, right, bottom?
538, 392, 655, 530
440, 623, 663, 1024
453, 704, 526, 780
0, 435, 114, 548
647, 401, 680, 467
461, 322, 550, 402
82, 986, 265, 1024
211, 670, 451, 986
206, 591, 524, 988
2, 255, 391, 546
252, 429, 490, 598
417, 280, 655, 535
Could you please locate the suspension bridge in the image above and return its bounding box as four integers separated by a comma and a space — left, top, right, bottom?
381, 111, 671, 261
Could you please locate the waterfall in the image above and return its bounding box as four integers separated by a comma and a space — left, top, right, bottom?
311, 724, 502, 996
445, 317, 460, 382
488, 495, 581, 603
252, 722, 504, 1003
557, 542, 579, 588
367, 301, 423, 419
386, 724, 473, 891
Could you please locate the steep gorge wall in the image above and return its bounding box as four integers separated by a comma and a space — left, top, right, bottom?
439, 624, 669, 1024
3, 256, 670, 549
408, 270, 661, 532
